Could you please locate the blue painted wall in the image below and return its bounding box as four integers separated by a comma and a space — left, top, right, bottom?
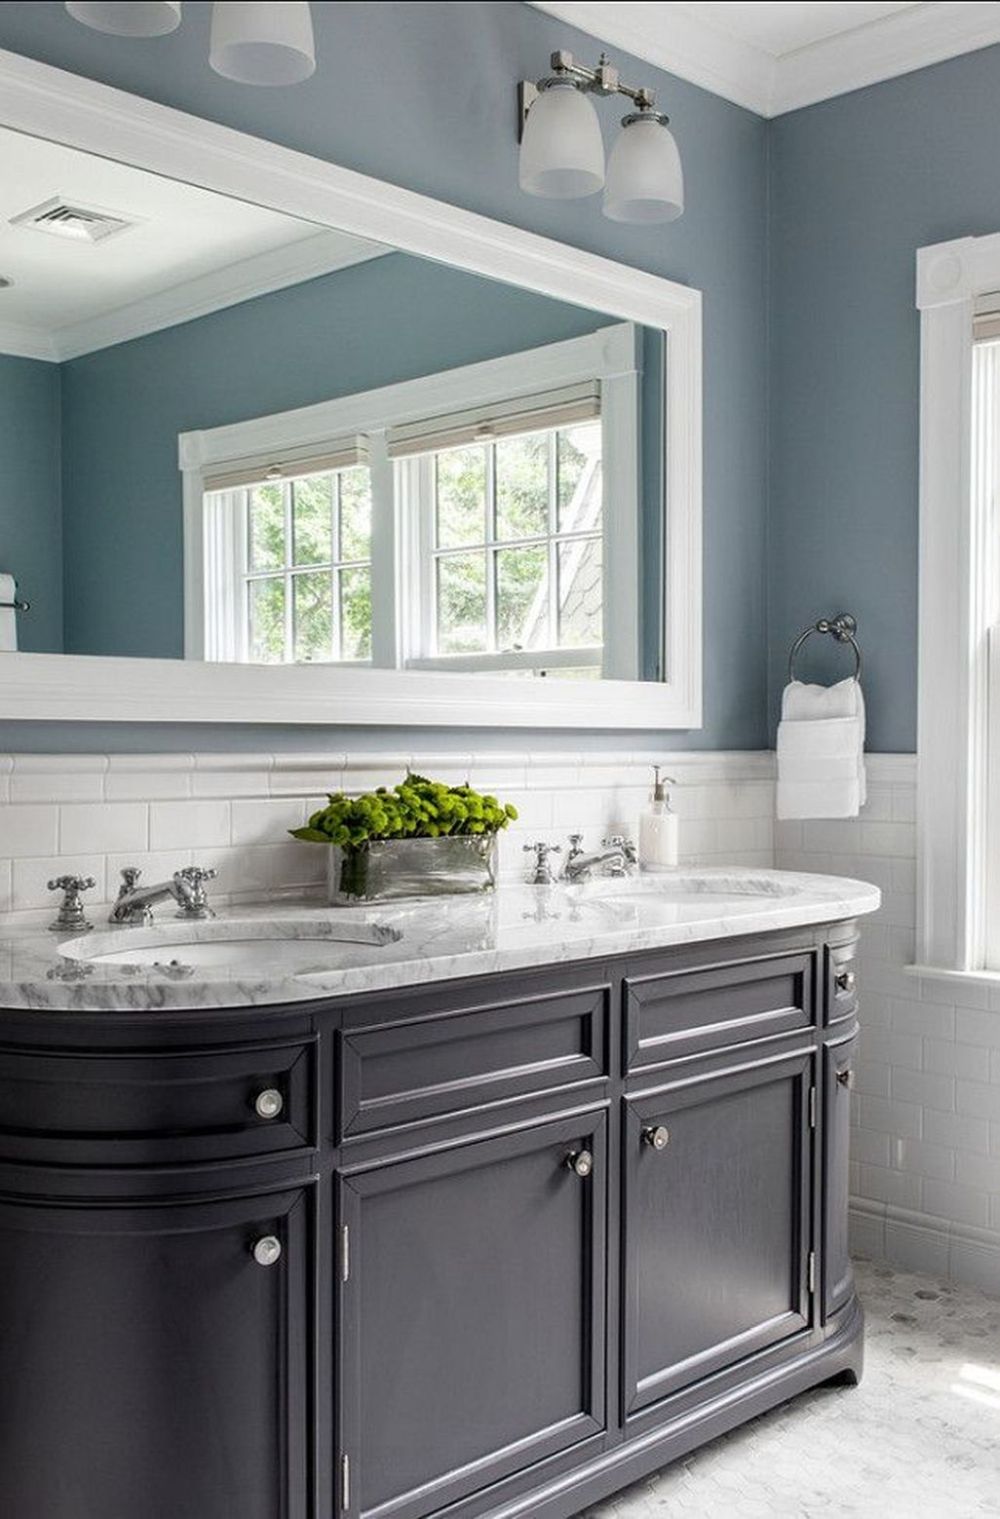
59, 251, 615, 659
769, 43, 1000, 753
0, 0, 769, 752
0, 353, 61, 653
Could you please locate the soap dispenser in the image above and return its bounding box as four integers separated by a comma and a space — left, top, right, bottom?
639, 766, 679, 871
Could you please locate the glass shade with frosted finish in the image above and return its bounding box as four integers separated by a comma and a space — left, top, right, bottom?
65, 0, 181, 34
603, 115, 684, 224
210, 0, 316, 86
519, 81, 605, 200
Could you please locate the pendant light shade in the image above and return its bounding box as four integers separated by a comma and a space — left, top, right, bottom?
65, 1, 181, 35
518, 80, 605, 200
602, 113, 684, 224
210, 1, 316, 86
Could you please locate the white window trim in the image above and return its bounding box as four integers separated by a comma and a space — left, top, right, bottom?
916, 232, 1000, 969
181, 325, 638, 678
0, 47, 702, 730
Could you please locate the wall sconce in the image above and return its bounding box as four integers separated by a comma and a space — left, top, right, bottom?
65, 1, 316, 86
518, 50, 684, 225
65, 1, 180, 34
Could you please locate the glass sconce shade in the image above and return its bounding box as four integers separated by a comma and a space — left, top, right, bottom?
65, 1, 181, 35
210, 1, 316, 86
603, 115, 684, 224
518, 80, 605, 199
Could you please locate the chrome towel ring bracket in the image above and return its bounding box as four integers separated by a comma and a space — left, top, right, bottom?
787, 612, 862, 684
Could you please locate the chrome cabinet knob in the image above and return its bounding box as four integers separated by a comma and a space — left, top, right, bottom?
835, 969, 856, 994
565, 1149, 593, 1178
253, 1087, 284, 1120
251, 1235, 282, 1266
642, 1125, 671, 1150
836, 1069, 855, 1089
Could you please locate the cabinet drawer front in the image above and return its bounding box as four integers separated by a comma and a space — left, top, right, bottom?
0, 1039, 317, 1166
826, 940, 860, 1024
625, 951, 815, 1073
339, 986, 607, 1137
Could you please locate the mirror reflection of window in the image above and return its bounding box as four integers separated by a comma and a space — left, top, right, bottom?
424, 421, 603, 676
243, 467, 373, 664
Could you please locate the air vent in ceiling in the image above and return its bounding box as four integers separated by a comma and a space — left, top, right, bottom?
10, 196, 135, 244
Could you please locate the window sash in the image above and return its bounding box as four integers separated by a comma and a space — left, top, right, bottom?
405, 418, 605, 666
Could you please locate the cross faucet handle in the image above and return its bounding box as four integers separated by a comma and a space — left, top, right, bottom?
47, 874, 97, 934
523, 841, 562, 885
174, 865, 218, 919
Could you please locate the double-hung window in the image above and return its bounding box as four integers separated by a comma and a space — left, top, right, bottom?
185, 325, 639, 680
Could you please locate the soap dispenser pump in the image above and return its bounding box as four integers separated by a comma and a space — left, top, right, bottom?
639, 765, 679, 871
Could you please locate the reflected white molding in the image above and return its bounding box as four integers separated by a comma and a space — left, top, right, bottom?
0, 47, 702, 731
915, 230, 1000, 969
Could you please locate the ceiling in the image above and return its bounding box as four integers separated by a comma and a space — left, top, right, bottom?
530, 1, 1000, 116
0, 127, 388, 362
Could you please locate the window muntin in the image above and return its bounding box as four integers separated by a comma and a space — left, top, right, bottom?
239, 464, 372, 665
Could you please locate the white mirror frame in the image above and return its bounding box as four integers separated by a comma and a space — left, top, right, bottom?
0, 48, 702, 729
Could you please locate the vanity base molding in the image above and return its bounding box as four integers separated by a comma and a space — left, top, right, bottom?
487, 1301, 864, 1519
0, 917, 864, 1519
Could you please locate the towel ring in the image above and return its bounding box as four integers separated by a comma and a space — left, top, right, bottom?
787, 613, 862, 684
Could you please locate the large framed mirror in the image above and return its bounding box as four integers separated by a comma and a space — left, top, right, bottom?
0, 48, 701, 728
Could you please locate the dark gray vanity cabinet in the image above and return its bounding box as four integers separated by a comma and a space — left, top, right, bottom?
0, 1184, 312, 1519
0, 919, 864, 1519
623, 1051, 813, 1418
338, 1110, 607, 1519
823, 1031, 859, 1319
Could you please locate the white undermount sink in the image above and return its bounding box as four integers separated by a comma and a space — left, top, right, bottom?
60, 916, 402, 975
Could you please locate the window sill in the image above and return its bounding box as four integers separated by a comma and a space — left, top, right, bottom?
907, 963, 1000, 990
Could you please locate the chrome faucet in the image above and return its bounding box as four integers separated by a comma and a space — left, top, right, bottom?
562, 833, 635, 882
110, 865, 217, 926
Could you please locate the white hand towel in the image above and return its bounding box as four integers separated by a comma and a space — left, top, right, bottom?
776, 676, 866, 820
0, 574, 17, 653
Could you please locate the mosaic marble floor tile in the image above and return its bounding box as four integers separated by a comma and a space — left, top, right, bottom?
580, 1257, 1000, 1518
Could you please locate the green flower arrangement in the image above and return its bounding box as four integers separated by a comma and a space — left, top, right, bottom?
290, 773, 518, 846
291, 775, 518, 902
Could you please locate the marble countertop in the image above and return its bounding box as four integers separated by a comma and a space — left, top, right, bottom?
0, 869, 881, 1014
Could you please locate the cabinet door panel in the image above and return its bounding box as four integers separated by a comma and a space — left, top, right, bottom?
339, 1111, 606, 1519
823, 1033, 858, 1318
624, 1053, 812, 1416
0, 1186, 312, 1519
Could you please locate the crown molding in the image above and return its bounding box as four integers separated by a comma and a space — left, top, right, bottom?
530, 1, 775, 116
773, 1, 1000, 116
0, 229, 388, 364
530, 1, 1000, 119
0, 321, 58, 361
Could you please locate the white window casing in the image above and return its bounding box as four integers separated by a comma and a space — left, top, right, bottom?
916, 235, 1000, 973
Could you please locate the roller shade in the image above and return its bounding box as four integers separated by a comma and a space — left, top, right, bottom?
203, 437, 367, 493
974, 295, 1000, 342
387, 381, 601, 460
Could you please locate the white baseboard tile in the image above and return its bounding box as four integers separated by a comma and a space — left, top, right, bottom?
851, 1199, 1000, 1293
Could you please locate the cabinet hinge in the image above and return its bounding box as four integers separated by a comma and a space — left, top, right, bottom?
341, 1224, 350, 1283
341, 1453, 351, 1511
809, 1087, 817, 1130
808, 1250, 817, 1294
